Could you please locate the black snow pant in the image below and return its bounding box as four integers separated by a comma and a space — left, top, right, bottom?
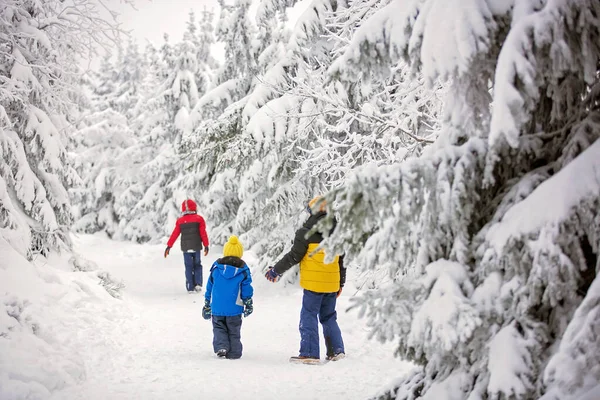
212, 315, 243, 359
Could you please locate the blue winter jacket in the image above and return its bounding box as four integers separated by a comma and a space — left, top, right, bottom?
205, 256, 253, 316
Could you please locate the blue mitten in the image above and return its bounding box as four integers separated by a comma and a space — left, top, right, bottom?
265, 267, 281, 282
202, 299, 211, 320
243, 298, 253, 317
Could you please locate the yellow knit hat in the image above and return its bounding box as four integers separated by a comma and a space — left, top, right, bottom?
307, 196, 326, 214
223, 235, 244, 258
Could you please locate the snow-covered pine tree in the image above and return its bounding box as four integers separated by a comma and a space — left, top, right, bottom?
321, 0, 600, 399
187, 0, 257, 122
0, 0, 118, 258
70, 106, 134, 238
293, 0, 444, 188
185, 8, 217, 95
111, 39, 145, 118
228, 0, 343, 268
70, 47, 141, 239
230, 0, 443, 276
111, 30, 197, 243
180, 0, 260, 243
199, 8, 220, 72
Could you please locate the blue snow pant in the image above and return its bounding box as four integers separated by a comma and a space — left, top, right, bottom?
212, 315, 243, 359
183, 250, 203, 291
299, 289, 345, 358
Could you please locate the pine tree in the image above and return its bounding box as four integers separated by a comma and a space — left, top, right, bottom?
112, 39, 145, 117
112, 35, 183, 243
71, 41, 142, 240
70, 106, 134, 238
179, 0, 260, 243
224, 0, 444, 275
185, 9, 217, 95
322, 1, 600, 399
0, 0, 119, 258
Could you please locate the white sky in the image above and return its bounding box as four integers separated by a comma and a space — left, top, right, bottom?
112, 0, 219, 46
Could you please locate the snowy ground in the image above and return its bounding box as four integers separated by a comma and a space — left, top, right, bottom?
28, 233, 411, 400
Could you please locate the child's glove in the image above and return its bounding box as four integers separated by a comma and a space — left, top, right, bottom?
242, 298, 253, 317
202, 299, 211, 320
265, 267, 281, 283
164, 246, 171, 258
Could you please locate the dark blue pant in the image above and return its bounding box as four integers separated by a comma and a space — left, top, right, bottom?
212, 315, 243, 359
183, 251, 202, 291
299, 289, 345, 358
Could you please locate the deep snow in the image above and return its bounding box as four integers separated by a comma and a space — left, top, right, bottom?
7, 233, 411, 400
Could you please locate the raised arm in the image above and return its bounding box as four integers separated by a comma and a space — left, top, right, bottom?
273, 227, 310, 275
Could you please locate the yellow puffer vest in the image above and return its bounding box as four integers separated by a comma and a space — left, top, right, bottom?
299, 243, 340, 293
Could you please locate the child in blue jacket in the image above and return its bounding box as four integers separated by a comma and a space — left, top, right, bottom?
202, 235, 253, 359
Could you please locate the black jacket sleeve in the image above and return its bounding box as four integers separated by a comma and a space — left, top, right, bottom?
339, 255, 346, 288
273, 227, 310, 275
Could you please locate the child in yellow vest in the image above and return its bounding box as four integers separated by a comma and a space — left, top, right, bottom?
265, 197, 346, 363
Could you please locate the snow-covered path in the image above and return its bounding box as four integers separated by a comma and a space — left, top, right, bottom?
50, 234, 409, 400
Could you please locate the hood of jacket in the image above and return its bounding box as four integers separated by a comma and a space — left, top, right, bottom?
215, 256, 247, 279
181, 199, 197, 213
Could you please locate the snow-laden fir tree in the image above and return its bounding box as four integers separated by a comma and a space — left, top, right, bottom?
188, 0, 257, 121
224, 0, 344, 269
221, 0, 443, 275
111, 39, 145, 118
185, 8, 218, 94
0, 0, 118, 258
70, 44, 144, 239
110, 34, 191, 242
199, 8, 220, 71
70, 105, 134, 238
319, 0, 600, 399
180, 0, 261, 243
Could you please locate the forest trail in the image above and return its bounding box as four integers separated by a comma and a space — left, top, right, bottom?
50, 234, 410, 400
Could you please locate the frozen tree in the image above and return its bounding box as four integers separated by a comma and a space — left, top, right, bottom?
187, 0, 257, 124
292, 0, 444, 189
320, 0, 600, 399
110, 38, 181, 242
111, 39, 145, 117
0, 0, 120, 258
70, 107, 134, 238
222, 0, 443, 276
210, 0, 343, 266
179, 0, 261, 243
187, 8, 218, 94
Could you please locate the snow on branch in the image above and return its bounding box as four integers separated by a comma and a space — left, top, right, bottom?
288, 0, 336, 53
487, 320, 539, 398
541, 276, 600, 400
489, 0, 600, 149
408, 260, 481, 357
329, 0, 498, 85
484, 140, 600, 254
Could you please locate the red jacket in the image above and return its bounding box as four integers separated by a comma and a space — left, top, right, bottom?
167, 213, 209, 251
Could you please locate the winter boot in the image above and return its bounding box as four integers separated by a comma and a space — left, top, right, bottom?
326, 352, 346, 361
289, 356, 321, 365
216, 349, 227, 358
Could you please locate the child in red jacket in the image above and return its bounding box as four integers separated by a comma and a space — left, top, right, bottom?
164, 199, 210, 293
